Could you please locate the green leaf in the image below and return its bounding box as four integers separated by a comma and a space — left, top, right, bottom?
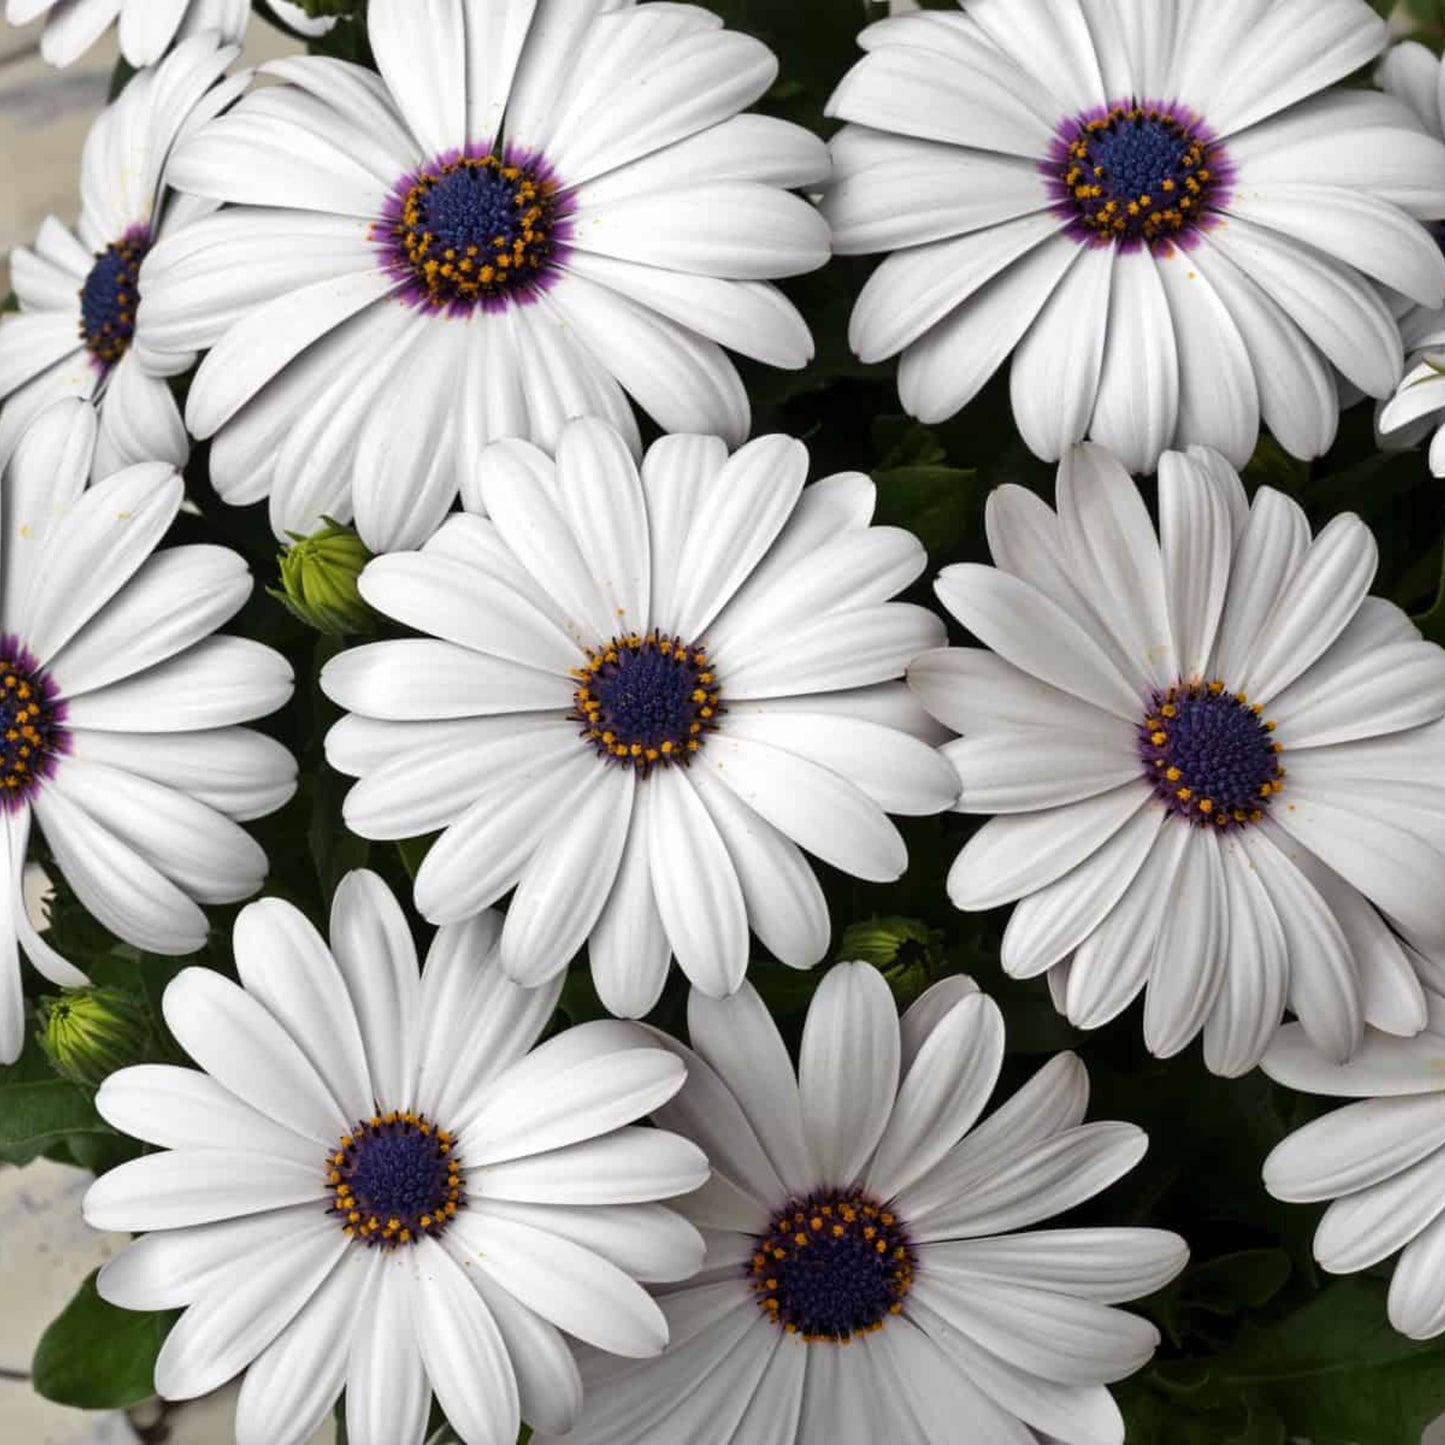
397, 833, 437, 880
0, 1079, 108, 1151
1179, 1249, 1292, 1316
32, 1272, 173, 1410
1417, 538, 1445, 646
870, 464, 983, 565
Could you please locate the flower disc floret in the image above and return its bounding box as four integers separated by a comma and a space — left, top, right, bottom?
1050, 102, 1228, 249
79, 228, 150, 367
571, 632, 722, 774
749, 1188, 915, 1343
0, 641, 66, 809
379, 149, 567, 313
1138, 680, 1284, 829
326, 1110, 463, 1249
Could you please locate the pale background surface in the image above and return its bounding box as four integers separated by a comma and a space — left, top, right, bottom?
0, 1, 1440, 1443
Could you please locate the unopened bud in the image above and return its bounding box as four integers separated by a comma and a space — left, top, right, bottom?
37, 986, 151, 1088
839, 917, 942, 1006
271, 519, 373, 636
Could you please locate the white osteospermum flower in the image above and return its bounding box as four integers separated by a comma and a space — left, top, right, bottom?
825, 0, 1445, 473
136, 0, 833, 553
4, 0, 333, 69
0, 34, 244, 472
0, 399, 297, 1064
320, 417, 957, 1016
540, 963, 1186, 1445
910, 441, 1445, 1078
85, 870, 710, 1445
1263, 986, 1445, 1340
1377, 41, 1445, 473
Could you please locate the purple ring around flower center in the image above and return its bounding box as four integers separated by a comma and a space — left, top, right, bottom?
0, 635, 68, 812
1043, 100, 1234, 253
374, 143, 574, 317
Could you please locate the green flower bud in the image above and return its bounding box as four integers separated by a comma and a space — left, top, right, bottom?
37, 986, 151, 1088
271, 519, 373, 636
839, 917, 943, 1006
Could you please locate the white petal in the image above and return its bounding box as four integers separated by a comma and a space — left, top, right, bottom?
1209, 488, 1311, 685
329, 870, 420, 1113
1088, 252, 1180, 476
587, 782, 671, 1019
1001, 803, 1164, 979
449, 1209, 667, 1358
234, 899, 373, 1123
84, 1150, 326, 1234
689, 981, 811, 1197
1207, 216, 1403, 400
933, 564, 1142, 720
647, 767, 748, 998
799, 962, 900, 1186
1190, 233, 1339, 460
235, 1249, 375, 1445
462, 1042, 684, 1168
705, 732, 906, 884
922, 1226, 1188, 1304
689, 768, 830, 974
1011, 243, 1113, 463
903, 230, 1080, 426
1389, 1207, 1445, 1339
905, 1121, 1147, 1243
1155, 252, 1260, 468
948, 784, 1152, 911
409, 1236, 520, 1445
500, 766, 634, 988
1241, 826, 1363, 1065
867, 992, 1005, 1200
1202, 836, 1290, 1078
1157, 449, 1235, 680
154, 1224, 346, 1401
161, 965, 349, 1144
346, 1263, 429, 1445
95, 1065, 318, 1167
913, 1273, 1159, 1386
1142, 827, 1227, 1060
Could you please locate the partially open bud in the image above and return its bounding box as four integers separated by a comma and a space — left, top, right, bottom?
37, 986, 151, 1089
272, 520, 373, 636
839, 917, 943, 1007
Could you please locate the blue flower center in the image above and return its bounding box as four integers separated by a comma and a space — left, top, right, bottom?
326, 1111, 463, 1248
572, 633, 722, 775
387, 153, 559, 310
79, 230, 149, 366
1139, 681, 1284, 829
749, 1190, 915, 1342
1055, 103, 1223, 247
0, 642, 64, 810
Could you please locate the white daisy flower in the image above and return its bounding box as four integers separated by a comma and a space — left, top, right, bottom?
539, 962, 1186, 1445
320, 417, 956, 1016
135, 0, 833, 553
825, 0, 1445, 473
1263, 984, 1445, 1340
5, 0, 334, 69
0, 33, 245, 473
85, 870, 710, 1445
910, 441, 1445, 1078
1377, 41, 1445, 473
0, 399, 297, 1064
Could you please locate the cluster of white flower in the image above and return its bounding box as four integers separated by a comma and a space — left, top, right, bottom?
2, 0, 1445, 1441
